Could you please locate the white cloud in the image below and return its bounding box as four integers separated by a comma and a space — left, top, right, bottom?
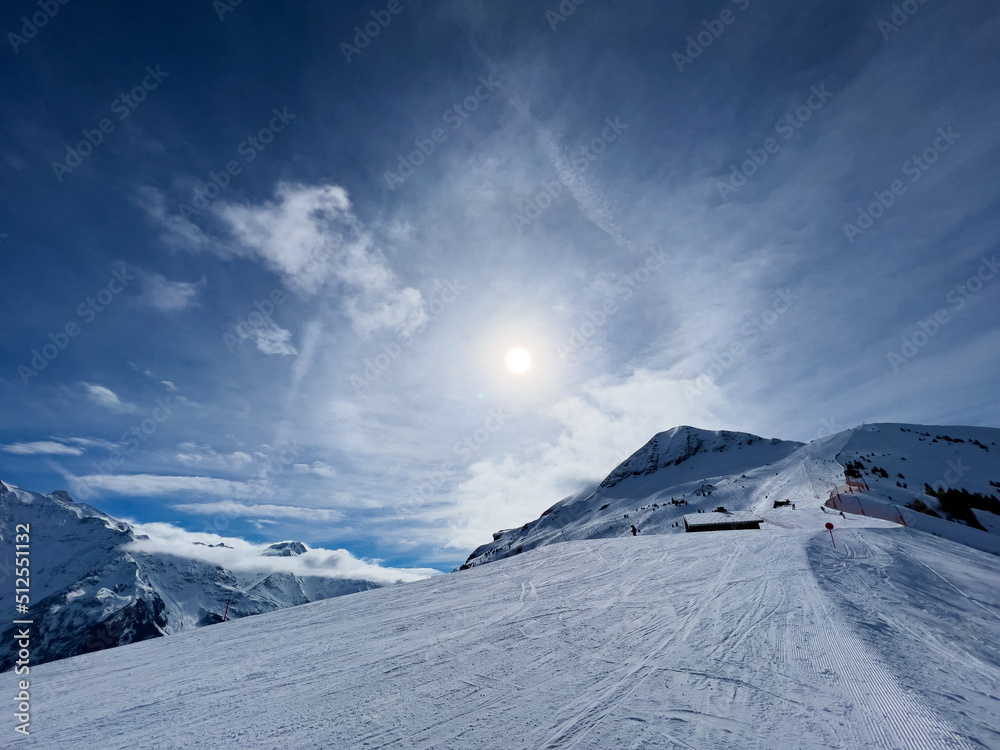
216, 183, 427, 338
64, 437, 119, 450
538, 128, 635, 255
174, 445, 257, 470
82, 383, 134, 411
125, 521, 438, 584
172, 499, 342, 522
74, 473, 268, 498
134, 186, 208, 248
247, 320, 298, 356
2, 440, 84, 456
283, 318, 324, 401
216, 183, 351, 293
137, 271, 206, 312
229, 450, 254, 466
293, 461, 337, 479
442, 367, 727, 550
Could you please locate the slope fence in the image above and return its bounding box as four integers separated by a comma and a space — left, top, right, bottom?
826, 483, 908, 527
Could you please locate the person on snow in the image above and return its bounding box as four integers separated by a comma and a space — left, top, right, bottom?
630, 524, 638, 536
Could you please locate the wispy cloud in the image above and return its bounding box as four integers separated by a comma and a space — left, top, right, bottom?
244, 319, 298, 356
172, 499, 342, 522
140, 181, 428, 339
215, 183, 428, 338
293, 461, 337, 478
136, 270, 206, 312
174, 445, 255, 469
2, 440, 84, 456
82, 383, 135, 412
64, 437, 119, 450
134, 186, 208, 248
74, 473, 266, 497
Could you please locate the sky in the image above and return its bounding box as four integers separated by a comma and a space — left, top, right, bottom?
1, 0, 998, 573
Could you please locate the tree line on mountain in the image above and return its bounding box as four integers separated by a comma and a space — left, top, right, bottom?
907, 484, 1000, 531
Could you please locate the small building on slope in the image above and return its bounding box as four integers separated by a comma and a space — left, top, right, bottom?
683, 510, 761, 532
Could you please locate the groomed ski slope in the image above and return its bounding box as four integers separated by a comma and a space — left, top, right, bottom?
6, 513, 999, 749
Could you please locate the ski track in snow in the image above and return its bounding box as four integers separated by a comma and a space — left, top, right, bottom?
4, 522, 999, 749
810, 540, 974, 749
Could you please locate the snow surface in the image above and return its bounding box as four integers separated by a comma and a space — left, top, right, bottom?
4, 423, 999, 747
5, 512, 999, 749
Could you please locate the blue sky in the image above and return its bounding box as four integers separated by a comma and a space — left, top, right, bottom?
1, 0, 998, 573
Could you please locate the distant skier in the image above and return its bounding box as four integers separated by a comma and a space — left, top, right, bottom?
630, 524, 638, 536
792, 503, 796, 510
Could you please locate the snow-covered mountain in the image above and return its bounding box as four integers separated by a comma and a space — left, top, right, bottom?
6, 508, 999, 748
3, 423, 1000, 747
0, 480, 381, 671
462, 423, 1000, 568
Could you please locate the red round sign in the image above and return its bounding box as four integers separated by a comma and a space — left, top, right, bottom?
825, 522, 834, 530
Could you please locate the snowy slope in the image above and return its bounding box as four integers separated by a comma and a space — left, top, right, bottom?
0, 480, 381, 670
463, 423, 1000, 568
5, 514, 998, 749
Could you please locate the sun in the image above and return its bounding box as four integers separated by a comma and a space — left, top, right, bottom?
505, 348, 532, 374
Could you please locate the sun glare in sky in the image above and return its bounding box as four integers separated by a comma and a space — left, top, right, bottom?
505, 348, 532, 374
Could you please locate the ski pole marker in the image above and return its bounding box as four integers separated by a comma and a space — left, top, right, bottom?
825, 522, 836, 548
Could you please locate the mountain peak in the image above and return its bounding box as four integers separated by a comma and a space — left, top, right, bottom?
600, 426, 796, 489
464, 422, 1000, 572
0, 484, 381, 670
262, 541, 308, 557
